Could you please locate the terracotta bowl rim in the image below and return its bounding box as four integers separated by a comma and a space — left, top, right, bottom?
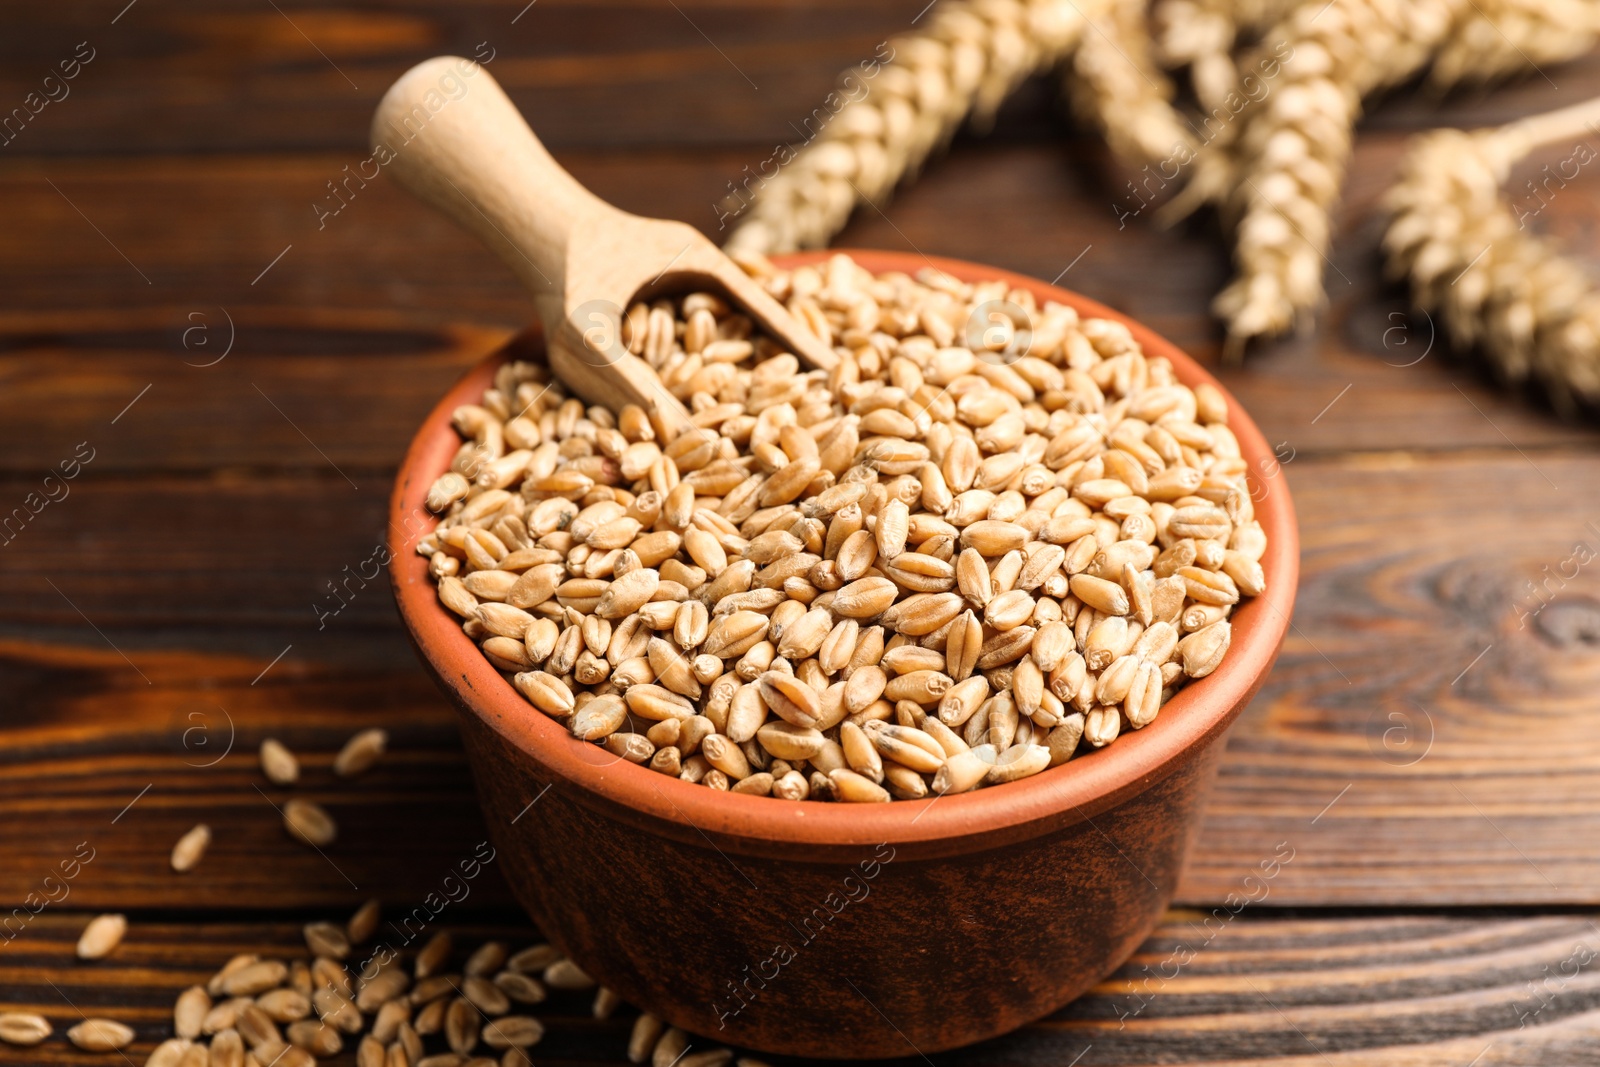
390, 248, 1299, 851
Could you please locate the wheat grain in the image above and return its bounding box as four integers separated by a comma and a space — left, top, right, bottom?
413, 932, 453, 980
66, 1019, 134, 1052
462, 976, 510, 1016
628, 1013, 664, 1063
335, 727, 389, 777
316, 984, 364, 1035
174, 986, 212, 1038
225, 960, 289, 998
260, 738, 300, 785
543, 958, 595, 991
481, 1016, 544, 1050
304, 920, 352, 960
493, 971, 546, 1006
318, 957, 356, 999
348, 899, 382, 945
210, 1029, 246, 1067
283, 798, 338, 848
356, 974, 409, 1016
242, 1022, 286, 1062
506, 944, 561, 974
276, 1047, 317, 1067
76, 913, 126, 959
171, 823, 212, 873
0, 1012, 51, 1046
371, 1002, 410, 1045
398, 1027, 426, 1066
288, 1018, 344, 1055
145, 1037, 194, 1067
414, 998, 447, 1035
444, 997, 479, 1054
413, 1053, 462, 1067
257, 989, 310, 1023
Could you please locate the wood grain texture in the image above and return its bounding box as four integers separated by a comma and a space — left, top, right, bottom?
1187, 449, 1600, 905
0, 639, 515, 910
7, 912, 1600, 1065
5, 1, 1599, 156
1, 0, 928, 154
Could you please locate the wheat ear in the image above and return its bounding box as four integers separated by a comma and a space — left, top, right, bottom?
723, 0, 1096, 255
1151, 0, 1302, 111
1063, 0, 1196, 169
1178, 0, 1459, 358
1429, 0, 1600, 91
1384, 96, 1600, 413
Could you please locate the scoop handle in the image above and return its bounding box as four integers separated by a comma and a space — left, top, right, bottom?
371, 57, 606, 303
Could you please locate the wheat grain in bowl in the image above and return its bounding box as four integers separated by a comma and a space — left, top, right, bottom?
416, 252, 1264, 802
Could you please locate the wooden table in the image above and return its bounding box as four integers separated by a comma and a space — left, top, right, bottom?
5, 2, 1600, 1063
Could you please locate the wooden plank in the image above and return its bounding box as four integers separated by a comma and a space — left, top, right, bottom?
0, 326, 508, 477
0, 0, 928, 154
3, 144, 1597, 472
0, 478, 402, 630
5, 912, 1600, 1064
1182, 448, 1600, 906
5, 1, 1599, 156
0, 639, 516, 912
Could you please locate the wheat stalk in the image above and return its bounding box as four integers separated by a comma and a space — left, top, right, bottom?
723, 0, 1100, 255
1063, 0, 1196, 169
1384, 96, 1600, 412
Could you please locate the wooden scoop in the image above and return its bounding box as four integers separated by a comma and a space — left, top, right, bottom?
372, 56, 837, 440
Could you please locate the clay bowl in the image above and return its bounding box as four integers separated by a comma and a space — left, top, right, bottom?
389, 250, 1298, 1059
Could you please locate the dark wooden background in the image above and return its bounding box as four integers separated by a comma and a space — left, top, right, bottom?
5, 1, 1600, 1063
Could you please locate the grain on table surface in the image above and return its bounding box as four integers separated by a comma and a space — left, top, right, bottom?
6, 913, 1600, 1065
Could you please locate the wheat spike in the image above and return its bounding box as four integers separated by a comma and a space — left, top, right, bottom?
723, 0, 1099, 255
1152, 0, 1300, 111
1384, 97, 1600, 413
1178, 0, 1600, 357
1429, 0, 1600, 91
1172, 0, 1457, 357
1063, 0, 1196, 169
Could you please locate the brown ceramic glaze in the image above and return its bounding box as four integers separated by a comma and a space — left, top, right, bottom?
389, 251, 1299, 1059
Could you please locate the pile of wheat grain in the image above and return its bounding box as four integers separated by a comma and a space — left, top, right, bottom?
417, 253, 1264, 803
8, 902, 764, 1067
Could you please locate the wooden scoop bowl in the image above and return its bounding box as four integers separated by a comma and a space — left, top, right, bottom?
372, 57, 836, 440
